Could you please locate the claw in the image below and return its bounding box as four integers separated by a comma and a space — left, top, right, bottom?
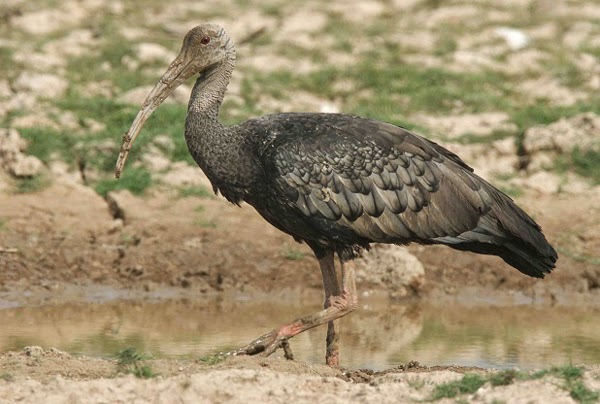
226, 259, 357, 366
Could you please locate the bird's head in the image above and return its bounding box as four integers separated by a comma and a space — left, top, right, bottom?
115, 23, 234, 178
176, 24, 235, 81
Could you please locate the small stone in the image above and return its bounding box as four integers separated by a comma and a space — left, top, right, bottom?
135, 43, 177, 64
494, 27, 530, 50
355, 245, 425, 299
142, 148, 171, 172
129, 265, 144, 277
153, 135, 175, 152
105, 189, 150, 223
143, 282, 157, 292
519, 171, 561, 194
0, 80, 12, 98
83, 118, 106, 133
23, 346, 44, 358
10, 154, 43, 177
14, 72, 68, 99
108, 219, 124, 234
160, 161, 212, 188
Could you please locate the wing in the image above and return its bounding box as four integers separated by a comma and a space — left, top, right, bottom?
259, 113, 494, 243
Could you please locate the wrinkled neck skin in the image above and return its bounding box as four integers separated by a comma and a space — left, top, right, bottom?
187, 57, 234, 119
184, 55, 258, 203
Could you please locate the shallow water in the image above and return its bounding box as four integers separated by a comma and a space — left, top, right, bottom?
1, 297, 599, 370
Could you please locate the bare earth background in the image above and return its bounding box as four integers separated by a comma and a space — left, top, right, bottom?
0, 0, 600, 402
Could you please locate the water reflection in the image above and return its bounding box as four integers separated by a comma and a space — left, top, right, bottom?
0, 298, 598, 370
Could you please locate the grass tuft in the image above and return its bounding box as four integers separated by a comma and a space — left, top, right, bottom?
13, 174, 50, 194
571, 148, 600, 185
116, 347, 157, 379
0, 372, 14, 382
282, 245, 306, 261
430, 373, 486, 400
489, 369, 518, 386
529, 365, 597, 403
570, 380, 600, 404
428, 366, 598, 402
95, 167, 152, 197
198, 354, 226, 365
178, 185, 213, 198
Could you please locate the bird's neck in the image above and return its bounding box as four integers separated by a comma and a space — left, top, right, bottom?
184, 52, 235, 149
184, 52, 258, 203
188, 55, 235, 120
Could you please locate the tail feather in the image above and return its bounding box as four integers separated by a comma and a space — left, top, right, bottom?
437, 187, 557, 278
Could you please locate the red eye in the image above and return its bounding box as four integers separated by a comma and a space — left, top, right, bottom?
200, 36, 211, 45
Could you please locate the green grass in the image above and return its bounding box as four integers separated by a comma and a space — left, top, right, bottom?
18, 127, 75, 165
434, 34, 458, 57
115, 347, 158, 379
544, 52, 587, 88
116, 347, 149, 366
194, 218, 217, 228
17, 85, 192, 198
455, 130, 514, 145
428, 366, 598, 402
16, 91, 195, 198
530, 366, 598, 404
198, 354, 226, 365
178, 185, 213, 198
512, 99, 600, 133
0, 372, 13, 382
242, 60, 513, 126
556, 246, 600, 266
13, 174, 50, 194
95, 167, 152, 197
570, 380, 600, 404
282, 245, 306, 261
0, 46, 15, 81
570, 148, 600, 185
9, 0, 600, 203
430, 373, 486, 400
497, 185, 524, 198
488, 369, 518, 386
56, 92, 192, 166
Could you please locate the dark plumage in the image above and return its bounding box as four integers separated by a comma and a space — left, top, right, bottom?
233, 113, 555, 278
116, 24, 557, 366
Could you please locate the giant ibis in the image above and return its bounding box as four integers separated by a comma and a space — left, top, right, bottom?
115, 23, 557, 366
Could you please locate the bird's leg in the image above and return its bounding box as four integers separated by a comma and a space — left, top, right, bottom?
228, 255, 358, 363
319, 251, 341, 366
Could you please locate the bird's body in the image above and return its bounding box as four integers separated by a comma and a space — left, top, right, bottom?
187, 110, 555, 277
116, 23, 557, 366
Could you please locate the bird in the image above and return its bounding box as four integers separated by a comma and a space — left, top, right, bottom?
115, 23, 557, 366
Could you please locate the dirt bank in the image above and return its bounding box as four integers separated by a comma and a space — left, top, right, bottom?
1, 349, 598, 403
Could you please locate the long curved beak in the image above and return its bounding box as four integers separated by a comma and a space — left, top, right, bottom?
115, 54, 193, 178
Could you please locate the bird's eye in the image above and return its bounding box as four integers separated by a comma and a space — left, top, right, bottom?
200, 36, 211, 45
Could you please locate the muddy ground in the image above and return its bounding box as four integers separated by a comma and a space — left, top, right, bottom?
0, 181, 599, 307
0, 174, 599, 402
0, 350, 598, 403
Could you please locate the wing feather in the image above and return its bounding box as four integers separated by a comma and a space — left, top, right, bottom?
264, 114, 494, 245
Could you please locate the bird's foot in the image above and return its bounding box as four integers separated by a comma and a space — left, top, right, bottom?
328, 290, 358, 312
226, 322, 301, 359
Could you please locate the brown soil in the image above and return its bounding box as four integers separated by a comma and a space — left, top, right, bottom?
1, 348, 598, 403
1, 181, 599, 307
1, 180, 598, 402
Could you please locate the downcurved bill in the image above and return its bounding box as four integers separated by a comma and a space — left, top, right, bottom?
115, 56, 192, 178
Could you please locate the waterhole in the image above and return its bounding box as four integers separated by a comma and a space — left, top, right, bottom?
1, 297, 598, 369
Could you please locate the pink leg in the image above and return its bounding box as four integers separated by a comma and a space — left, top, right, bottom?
229, 255, 358, 365
320, 251, 341, 366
